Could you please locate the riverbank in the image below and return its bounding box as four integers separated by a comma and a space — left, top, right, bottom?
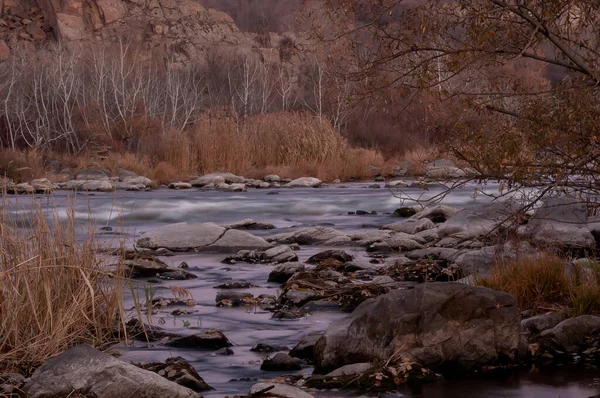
2, 183, 600, 397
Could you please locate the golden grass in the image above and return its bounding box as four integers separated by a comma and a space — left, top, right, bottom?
1, 112, 389, 184
0, 195, 129, 373
478, 253, 600, 317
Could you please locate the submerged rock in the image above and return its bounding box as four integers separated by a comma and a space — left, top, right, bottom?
24, 345, 201, 398
225, 219, 275, 230
248, 383, 314, 398
166, 330, 233, 349
260, 352, 302, 371
138, 357, 213, 392
268, 262, 305, 284
314, 283, 523, 374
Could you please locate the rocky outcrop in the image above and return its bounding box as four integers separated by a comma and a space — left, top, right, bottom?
314, 283, 523, 374
23, 344, 202, 398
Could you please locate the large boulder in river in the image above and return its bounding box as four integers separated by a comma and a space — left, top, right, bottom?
523, 197, 595, 249
23, 344, 201, 398
437, 201, 521, 242
314, 283, 522, 374
66, 180, 115, 192
286, 177, 322, 188
136, 222, 272, 252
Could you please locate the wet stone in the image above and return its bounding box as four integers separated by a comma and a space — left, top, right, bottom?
138, 357, 213, 392
260, 352, 302, 371
213, 281, 256, 289
250, 343, 291, 353
166, 330, 233, 349
215, 291, 254, 307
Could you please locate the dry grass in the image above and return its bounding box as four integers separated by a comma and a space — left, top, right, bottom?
0, 149, 46, 183
478, 253, 600, 317
1, 113, 389, 184
0, 195, 129, 373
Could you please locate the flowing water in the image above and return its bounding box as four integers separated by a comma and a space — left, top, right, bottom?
6, 182, 600, 398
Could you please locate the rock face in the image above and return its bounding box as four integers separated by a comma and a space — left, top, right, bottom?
314, 283, 522, 374
524, 197, 595, 249
136, 222, 272, 252
23, 344, 202, 398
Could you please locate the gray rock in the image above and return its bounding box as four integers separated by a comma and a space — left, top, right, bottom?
23, 344, 201, 398
386, 180, 408, 188
137, 223, 271, 252
248, 383, 314, 398
438, 201, 521, 241
264, 174, 281, 182
190, 172, 244, 186
426, 159, 467, 179
66, 180, 115, 192
326, 363, 372, 377
225, 219, 275, 230
208, 229, 273, 251
314, 283, 522, 373
216, 291, 254, 306
76, 168, 110, 180
268, 227, 350, 246
290, 332, 322, 361
30, 178, 58, 193
405, 247, 461, 261
521, 313, 567, 337
166, 330, 233, 349
169, 182, 193, 190
263, 245, 299, 263
382, 236, 424, 251
260, 352, 302, 371
381, 218, 436, 234
538, 315, 600, 352
117, 168, 137, 181
524, 197, 595, 249
286, 177, 322, 188
269, 262, 305, 283
216, 182, 247, 192
307, 250, 353, 264
137, 222, 226, 251
410, 204, 460, 223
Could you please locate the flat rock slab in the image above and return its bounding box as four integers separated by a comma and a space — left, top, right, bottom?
24, 344, 201, 398
136, 222, 272, 252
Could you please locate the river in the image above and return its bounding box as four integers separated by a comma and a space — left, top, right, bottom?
5, 182, 600, 398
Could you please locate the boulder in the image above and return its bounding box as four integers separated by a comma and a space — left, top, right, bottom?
267, 227, 350, 246
23, 344, 201, 398
215, 291, 254, 307
76, 168, 110, 180
117, 168, 138, 181
314, 283, 522, 374
260, 352, 302, 371
521, 313, 567, 337
216, 182, 247, 192
538, 315, 600, 352
285, 177, 322, 188
425, 159, 467, 179
326, 362, 372, 377
224, 219, 275, 230
168, 182, 193, 190
410, 204, 460, 223
66, 180, 115, 192
248, 383, 314, 398
263, 245, 298, 263
208, 229, 272, 251
264, 174, 281, 182
437, 201, 521, 241
524, 197, 595, 249
189, 172, 244, 187
166, 330, 233, 349
138, 357, 213, 392
137, 222, 226, 251
30, 178, 58, 193
386, 180, 408, 188
7, 182, 35, 194
306, 250, 353, 264
289, 332, 323, 361
268, 262, 305, 283
381, 218, 436, 235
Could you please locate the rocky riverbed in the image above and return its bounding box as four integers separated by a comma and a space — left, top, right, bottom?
3, 178, 600, 398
